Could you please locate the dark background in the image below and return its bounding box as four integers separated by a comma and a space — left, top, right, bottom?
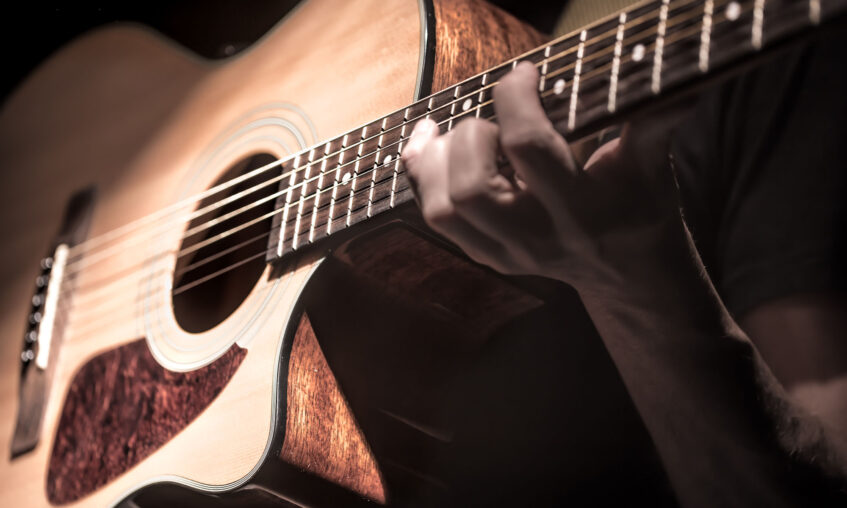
0, 0, 564, 103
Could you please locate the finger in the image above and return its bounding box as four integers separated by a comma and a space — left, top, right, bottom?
402, 119, 515, 271
402, 121, 453, 223
447, 118, 526, 239
402, 119, 440, 171
493, 61, 579, 211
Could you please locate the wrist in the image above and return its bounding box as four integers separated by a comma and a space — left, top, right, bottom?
570, 216, 723, 320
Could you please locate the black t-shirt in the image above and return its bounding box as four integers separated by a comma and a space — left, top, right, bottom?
671, 29, 847, 318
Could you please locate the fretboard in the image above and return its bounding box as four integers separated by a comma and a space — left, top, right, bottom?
267, 0, 846, 262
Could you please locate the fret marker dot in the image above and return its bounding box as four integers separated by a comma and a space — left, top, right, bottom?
553, 79, 565, 95
383, 154, 393, 165
342, 172, 351, 184
726, 1, 741, 21
462, 98, 472, 111
632, 44, 645, 62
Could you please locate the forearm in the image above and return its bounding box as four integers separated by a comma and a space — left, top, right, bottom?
576, 224, 847, 507
401, 60, 847, 504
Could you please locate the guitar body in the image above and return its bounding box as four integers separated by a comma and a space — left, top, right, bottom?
0, 1, 568, 506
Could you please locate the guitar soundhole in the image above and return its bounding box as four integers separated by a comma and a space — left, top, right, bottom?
172, 153, 278, 333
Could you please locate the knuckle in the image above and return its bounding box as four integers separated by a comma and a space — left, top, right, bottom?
448, 171, 497, 209
449, 185, 485, 208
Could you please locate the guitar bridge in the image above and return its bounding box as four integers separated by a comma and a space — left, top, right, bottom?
11, 188, 95, 458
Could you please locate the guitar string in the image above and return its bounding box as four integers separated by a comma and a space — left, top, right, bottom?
61, 0, 776, 342
58, 0, 684, 277
58, 0, 712, 269
60, 0, 755, 326
58, 2, 733, 329
56, 0, 724, 290
63, 5, 758, 336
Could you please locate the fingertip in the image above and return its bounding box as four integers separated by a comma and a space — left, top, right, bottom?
505, 61, 540, 92
403, 119, 437, 165
494, 61, 542, 110
514, 60, 539, 78
412, 118, 438, 137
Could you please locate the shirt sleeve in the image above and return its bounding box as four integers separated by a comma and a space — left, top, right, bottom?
670, 29, 847, 318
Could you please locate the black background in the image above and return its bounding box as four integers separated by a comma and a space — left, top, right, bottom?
0, 0, 563, 103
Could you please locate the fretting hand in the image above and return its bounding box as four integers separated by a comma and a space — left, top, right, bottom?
402, 61, 689, 297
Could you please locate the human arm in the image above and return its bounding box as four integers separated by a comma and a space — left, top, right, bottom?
401, 61, 847, 506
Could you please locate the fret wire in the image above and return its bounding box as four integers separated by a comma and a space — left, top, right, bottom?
54, 0, 838, 289
75, 1, 714, 267
476, 73, 488, 118
331, 185, 414, 234
366, 124, 379, 217
699, 0, 715, 71
283, 0, 796, 250
294, 180, 412, 249
540, 46, 552, 92
298, 160, 410, 249
274, 0, 722, 241
545, 1, 759, 130
752, 0, 765, 48
543, 0, 702, 71
568, 31, 587, 131
276, 160, 298, 256
367, 160, 379, 218
542, 0, 708, 98
372, 117, 389, 217
542, 0, 734, 98
652, 0, 671, 94
310, 144, 330, 243
448, 86, 460, 131
701, 1, 758, 68
300, 148, 318, 246
346, 158, 360, 227
292, 153, 311, 250
391, 113, 409, 208
282, 1, 738, 242
327, 134, 350, 235
276, 0, 802, 246
275, 0, 706, 218
318, 14, 716, 242
609, 12, 627, 112
345, 126, 368, 227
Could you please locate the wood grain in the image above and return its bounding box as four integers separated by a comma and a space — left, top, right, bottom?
431, 0, 548, 93
280, 313, 385, 504
0, 0, 422, 505
336, 225, 541, 345
47, 339, 246, 505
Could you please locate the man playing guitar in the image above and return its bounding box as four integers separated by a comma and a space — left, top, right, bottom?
402, 9, 847, 504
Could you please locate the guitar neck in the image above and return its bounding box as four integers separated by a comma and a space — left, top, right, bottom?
267, 0, 847, 263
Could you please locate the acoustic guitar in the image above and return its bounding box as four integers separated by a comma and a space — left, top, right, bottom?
1, 0, 844, 506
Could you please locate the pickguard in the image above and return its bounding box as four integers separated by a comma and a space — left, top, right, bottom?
46, 339, 247, 504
